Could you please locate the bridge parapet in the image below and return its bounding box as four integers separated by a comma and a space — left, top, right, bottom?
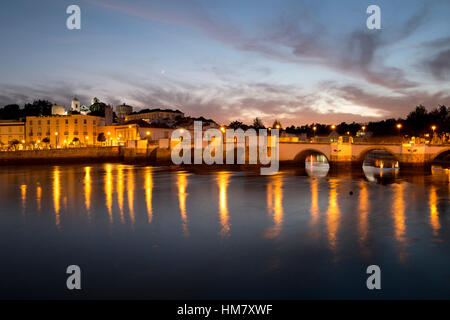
279, 140, 450, 167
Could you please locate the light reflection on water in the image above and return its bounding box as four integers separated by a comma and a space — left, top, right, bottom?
0, 163, 449, 299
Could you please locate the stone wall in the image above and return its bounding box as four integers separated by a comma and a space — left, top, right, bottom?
0, 147, 121, 165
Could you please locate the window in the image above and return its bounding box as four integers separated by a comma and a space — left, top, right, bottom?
83, 119, 87, 124
38, 120, 41, 125
47, 120, 50, 125
29, 121, 33, 126
74, 119, 78, 124
65, 119, 68, 124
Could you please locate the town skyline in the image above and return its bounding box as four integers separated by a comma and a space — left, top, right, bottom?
1, 0, 450, 126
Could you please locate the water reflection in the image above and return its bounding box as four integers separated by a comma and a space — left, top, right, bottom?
177, 172, 189, 236
20, 184, 27, 212
429, 186, 440, 236
309, 178, 319, 226
127, 168, 135, 226
1, 164, 450, 299
305, 154, 329, 177
104, 164, 113, 223
391, 183, 408, 262
117, 166, 125, 223
36, 184, 42, 212
217, 172, 230, 238
145, 167, 153, 224
265, 175, 284, 239
53, 167, 61, 228
362, 165, 399, 183
326, 179, 340, 251
358, 181, 369, 245
84, 167, 91, 216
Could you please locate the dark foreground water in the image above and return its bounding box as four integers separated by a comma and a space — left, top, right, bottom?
0, 163, 449, 299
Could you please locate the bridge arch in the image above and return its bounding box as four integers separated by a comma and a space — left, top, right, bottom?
356, 146, 400, 164
430, 147, 450, 162
293, 149, 330, 167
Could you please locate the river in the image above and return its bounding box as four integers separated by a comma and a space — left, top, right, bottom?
0, 162, 449, 299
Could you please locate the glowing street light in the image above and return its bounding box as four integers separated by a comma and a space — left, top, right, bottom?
146, 131, 150, 136
275, 124, 281, 129
220, 126, 226, 133
362, 126, 366, 131
331, 125, 336, 130
431, 125, 437, 133
396, 124, 402, 129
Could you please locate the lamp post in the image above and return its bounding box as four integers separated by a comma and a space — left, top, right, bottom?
55, 132, 59, 148
313, 126, 317, 137
431, 125, 436, 134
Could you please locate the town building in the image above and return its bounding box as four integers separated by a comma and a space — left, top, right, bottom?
71, 98, 81, 113
51, 105, 66, 115
26, 114, 104, 147
0, 121, 25, 146
125, 108, 184, 122
116, 103, 133, 122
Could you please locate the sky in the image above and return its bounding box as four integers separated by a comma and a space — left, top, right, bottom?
0, 0, 449, 126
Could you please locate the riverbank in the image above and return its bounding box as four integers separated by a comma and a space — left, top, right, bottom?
0, 147, 122, 165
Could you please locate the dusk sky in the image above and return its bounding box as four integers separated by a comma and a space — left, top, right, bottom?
0, 0, 449, 125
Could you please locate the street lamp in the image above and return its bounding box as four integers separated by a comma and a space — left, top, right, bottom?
396, 124, 402, 138
431, 125, 437, 133
313, 126, 317, 137
275, 124, 280, 130
362, 126, 366, 131
331, 125, 336, 130
55, 132, 59, 147
220, 126, 226, 133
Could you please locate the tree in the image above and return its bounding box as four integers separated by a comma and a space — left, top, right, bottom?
252, 117, 265, 129
0, 104, 20, 120
272, 120, 282, 129
23, 100, 53, 116
10, 139, 20, 151
97, 133, 106, 143
228, 121, 248, 130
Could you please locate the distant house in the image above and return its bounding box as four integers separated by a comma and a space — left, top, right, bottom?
125, 108, 184, 122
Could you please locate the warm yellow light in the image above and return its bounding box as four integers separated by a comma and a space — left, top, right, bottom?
85, 136, 89, 140
180, 129, 184, 133
128, 125, 132, 129
313, 126, 317, 131
118, 134, 122, 138
431, 125, 437, 131
55, 132, 59, 136
220, 126, 226, 133
21, 140, 25, 144
362, 126, 366, 131
346, 131, 350, 135
37, 140, 41, 143
331, 125, 336, 130
146, 131, 150, 135
275, 124, 280, 129
107, 132, 111, 135
397, 124, 402, 129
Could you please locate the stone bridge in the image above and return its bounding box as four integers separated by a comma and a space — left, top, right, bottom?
278, 141, 450, 168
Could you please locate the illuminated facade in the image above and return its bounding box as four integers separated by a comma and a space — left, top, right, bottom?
26, 115, 104, 147
0, 122, 25, 145
125, 109, 184, 122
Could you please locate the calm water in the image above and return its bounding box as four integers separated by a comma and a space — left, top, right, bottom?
0, 162, 449, 299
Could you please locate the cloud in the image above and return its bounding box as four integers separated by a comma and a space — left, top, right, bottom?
424, 49, 450, 80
